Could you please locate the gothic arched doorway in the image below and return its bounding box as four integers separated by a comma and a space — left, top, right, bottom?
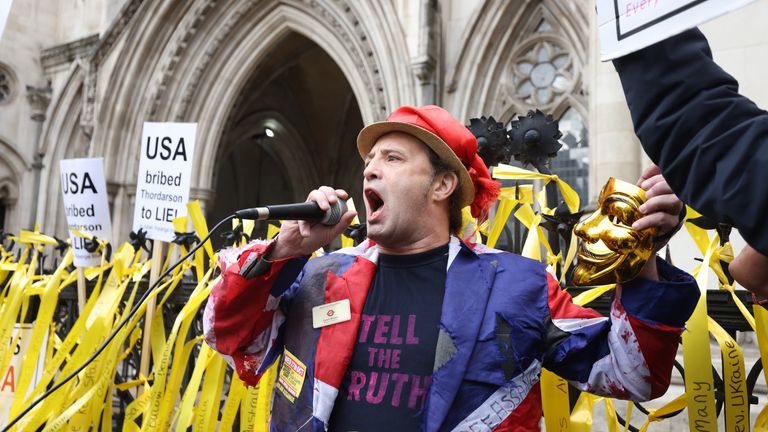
209, 32, 364, 240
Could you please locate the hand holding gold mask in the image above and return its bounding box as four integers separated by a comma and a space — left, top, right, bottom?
573, 166, 684, 286
632, 164, 686, 236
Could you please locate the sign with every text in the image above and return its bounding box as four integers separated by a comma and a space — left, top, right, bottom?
597, 0, 756, 60
60, 158, 112, 267
133, 122, 196, 242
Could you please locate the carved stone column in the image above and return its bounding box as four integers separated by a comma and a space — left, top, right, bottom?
412, 0, 440, 105
26, 85, 52, 229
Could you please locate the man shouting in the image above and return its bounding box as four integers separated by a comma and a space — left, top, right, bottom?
203, 105, 698, 431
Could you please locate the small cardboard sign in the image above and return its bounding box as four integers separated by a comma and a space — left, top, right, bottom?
132, 122, 196, 242
275, 349, 307, 403
0, 324, 46, 425
60, 158, 112, 268
0, 0, 12, 42
598, 0, 756, 60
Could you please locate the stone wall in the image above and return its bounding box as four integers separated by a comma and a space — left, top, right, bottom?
1, 2, 766, 427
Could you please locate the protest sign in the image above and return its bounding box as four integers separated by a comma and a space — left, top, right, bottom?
60, 158, 112, 268
0, 324, 46, 425
132, 122, 196, 242
598, 0, 756, 60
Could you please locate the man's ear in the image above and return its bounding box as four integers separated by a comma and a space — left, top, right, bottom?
432, 171, 459, 202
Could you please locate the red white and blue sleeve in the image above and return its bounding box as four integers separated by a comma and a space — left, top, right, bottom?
543, 257, 699, 400
202, 240, 308, 386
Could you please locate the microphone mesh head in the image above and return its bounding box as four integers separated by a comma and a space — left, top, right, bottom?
322, 200, 347, 225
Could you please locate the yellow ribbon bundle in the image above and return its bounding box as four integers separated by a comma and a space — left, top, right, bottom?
0, 202, 278, 431
0, 163, 764, 432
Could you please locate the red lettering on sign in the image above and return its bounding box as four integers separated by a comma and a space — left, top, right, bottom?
2, 365, 15, 392
625, 0, 660, 17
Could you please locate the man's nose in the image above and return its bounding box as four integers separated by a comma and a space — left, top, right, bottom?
363, 158, 380, 180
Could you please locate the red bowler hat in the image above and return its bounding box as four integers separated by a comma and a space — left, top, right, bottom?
357, 105, 500, 219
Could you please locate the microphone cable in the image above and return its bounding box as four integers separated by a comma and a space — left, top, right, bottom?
1, 214, 237, 432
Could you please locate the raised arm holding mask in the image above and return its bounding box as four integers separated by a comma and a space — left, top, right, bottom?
613, 28, 768, 294
203, 105, 699, 431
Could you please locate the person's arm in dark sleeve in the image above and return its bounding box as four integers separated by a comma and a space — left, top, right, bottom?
613, 28, 768, 257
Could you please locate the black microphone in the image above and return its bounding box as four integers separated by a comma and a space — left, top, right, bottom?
234, 200, 348, 225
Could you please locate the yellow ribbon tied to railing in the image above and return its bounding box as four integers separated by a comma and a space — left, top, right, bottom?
681, 222, 718, 432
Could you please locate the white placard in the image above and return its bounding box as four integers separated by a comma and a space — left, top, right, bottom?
0, 324, 46, 425
132, 122, 196, 242
0, 0, 12, 42
60, 158, 112, 268
598, 0, 756, 60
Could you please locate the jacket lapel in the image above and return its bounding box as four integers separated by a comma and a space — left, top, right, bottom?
313, 253, 377, 424
425, 240, 496, 431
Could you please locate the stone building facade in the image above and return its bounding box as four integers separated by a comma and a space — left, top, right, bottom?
1, 0, 767, 428
1, 0, 764, 250
1, 0, 766, 245
0, 0, 594, 240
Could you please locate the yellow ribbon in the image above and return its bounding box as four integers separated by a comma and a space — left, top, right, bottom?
12, 230, 60, 247
187, 200, 214, 262
144, 269, 212, 431
753, 305, 768, 431
267, 223, 280, 241
492, 164, 580, 213
34, 257, 153, 432
173, 340, 212, 429
571, 284, 616, 307
255, 360, 279, 431
708, 317, 749, 431
486, 193, 517, 248
341, 198, 360, 248
681, 232, 718, 431
220, 369, 248, 430
241, 378, 261, 431
569, 392, 620, 432
194, 353, 227, 431
8, 250, 72, 419
18, 254, 120, 430
638, 393, 687, 431
540, 369, 571, 431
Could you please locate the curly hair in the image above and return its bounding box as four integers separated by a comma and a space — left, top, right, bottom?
426, 147, 464, 235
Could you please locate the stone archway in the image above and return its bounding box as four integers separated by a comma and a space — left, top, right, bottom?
0, 137, 28, 233
445, 0, 591, 204
83, 0, 414, 238
445, 0, 588, 122
36, 61, 93, 239
208, 32, 364, 238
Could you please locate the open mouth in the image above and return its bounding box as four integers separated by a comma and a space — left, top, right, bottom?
365, 188, 384, 219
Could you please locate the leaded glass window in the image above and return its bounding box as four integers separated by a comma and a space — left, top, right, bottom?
551, 107, 589, 204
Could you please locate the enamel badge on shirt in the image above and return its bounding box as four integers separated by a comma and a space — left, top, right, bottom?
312, 299, 351, 328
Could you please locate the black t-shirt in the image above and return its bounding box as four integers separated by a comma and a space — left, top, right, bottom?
328, 243, 449, 431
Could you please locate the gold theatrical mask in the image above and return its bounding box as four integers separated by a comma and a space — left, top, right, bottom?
572, 178, 658, 286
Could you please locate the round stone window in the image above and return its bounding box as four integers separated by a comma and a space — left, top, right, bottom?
513, 40, 574, 106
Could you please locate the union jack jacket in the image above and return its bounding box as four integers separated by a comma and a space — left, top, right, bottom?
204, 237, 698, 431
